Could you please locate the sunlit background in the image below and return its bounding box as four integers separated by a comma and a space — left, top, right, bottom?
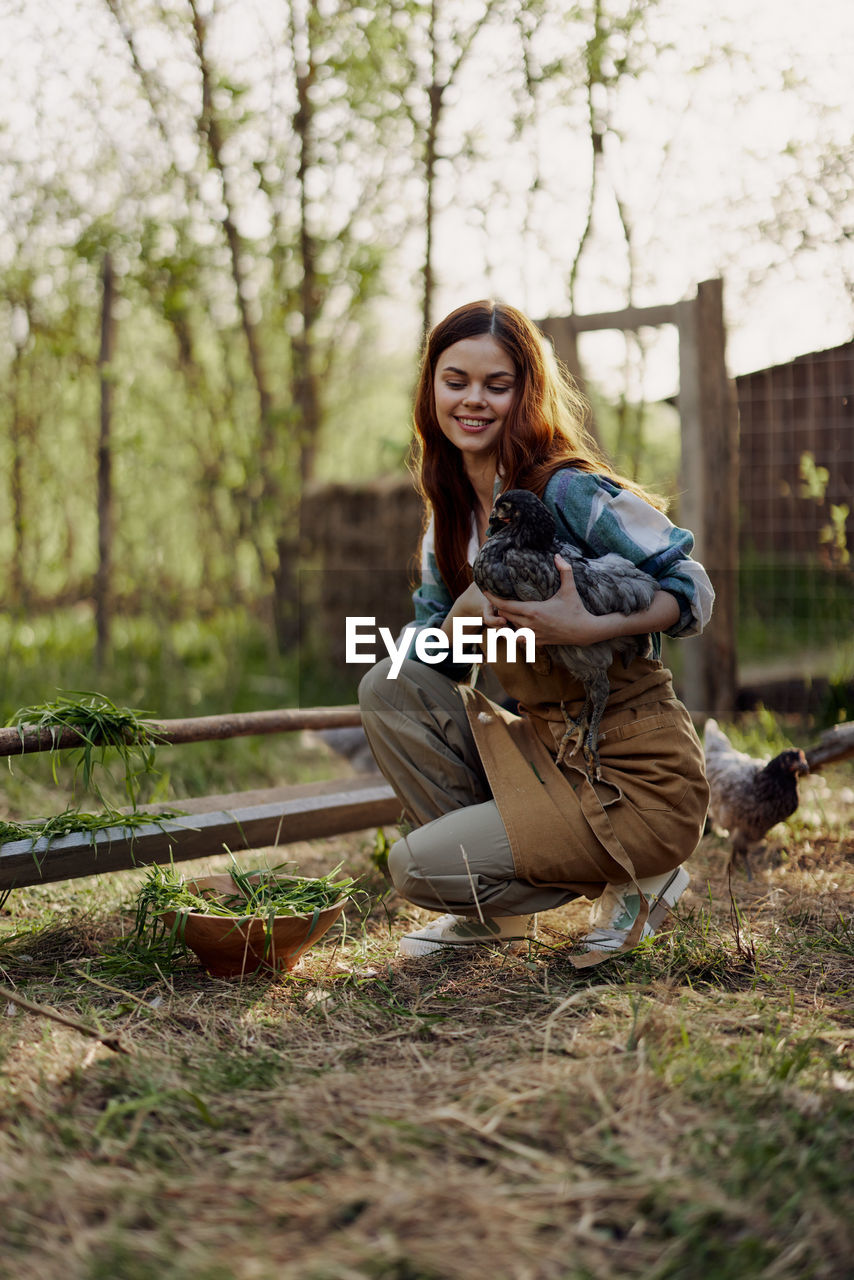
1, 0, 852, 713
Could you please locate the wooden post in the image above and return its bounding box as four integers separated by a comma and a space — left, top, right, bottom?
539, 280, 739, 717
537, 314, 601, 448
677, 279, 738, 716
538, 314, 583, 382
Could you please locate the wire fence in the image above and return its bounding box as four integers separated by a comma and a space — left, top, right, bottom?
736, 341, 854, 685
295, 339, 854, 716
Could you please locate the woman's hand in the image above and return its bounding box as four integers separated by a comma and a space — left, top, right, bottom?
483, 555, 605, 646
484, 555, 681, 646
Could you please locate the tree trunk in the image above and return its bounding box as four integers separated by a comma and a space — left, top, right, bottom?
275, 0, 323, 652
293, 0, 321, 488
422, 0, 442, 338
9, 340, 27, 607
188, 0, 278, 538
95, 252, 116, 672
423, 81, 443, 339
189, 2, 272, 422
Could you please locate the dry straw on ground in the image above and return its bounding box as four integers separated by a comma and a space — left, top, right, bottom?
1, 763, 852, 1280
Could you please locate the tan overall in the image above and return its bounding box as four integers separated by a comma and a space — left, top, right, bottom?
359, 644, 709, 965
459, 648, 709, 966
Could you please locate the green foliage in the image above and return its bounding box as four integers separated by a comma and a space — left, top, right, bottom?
590, 390, 682, 501
800, 451, 851, 567
799, 449, 830, 502
711, 705, 794, 757
0, 608, 291, 726
315, 344, 415, 482
0, 0, 417, 625
738, 551, 854, 659
370, 827, 393, 880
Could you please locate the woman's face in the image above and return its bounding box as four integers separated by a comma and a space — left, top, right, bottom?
433, 334, 517, 463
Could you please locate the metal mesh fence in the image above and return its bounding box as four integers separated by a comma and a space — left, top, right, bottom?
735, 341, 854, 682
290, 341, 854, 713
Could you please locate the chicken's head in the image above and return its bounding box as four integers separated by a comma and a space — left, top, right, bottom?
487, 489, 556, 548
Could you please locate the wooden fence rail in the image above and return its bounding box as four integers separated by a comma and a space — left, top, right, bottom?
0, 706, 398, 892
0, 705, 364, 759
3, 708, 853, 894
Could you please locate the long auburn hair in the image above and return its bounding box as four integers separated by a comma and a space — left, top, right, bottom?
410, 299, 664, 600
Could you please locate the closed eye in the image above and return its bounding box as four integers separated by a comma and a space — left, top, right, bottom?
441, 380, 514, 394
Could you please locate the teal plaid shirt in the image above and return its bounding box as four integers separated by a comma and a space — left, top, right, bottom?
410, 469, 714, 669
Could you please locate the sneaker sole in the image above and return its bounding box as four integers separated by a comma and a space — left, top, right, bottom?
399, 931, 535, 958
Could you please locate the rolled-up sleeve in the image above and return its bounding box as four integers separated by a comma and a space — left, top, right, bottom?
545, 470, 715, 639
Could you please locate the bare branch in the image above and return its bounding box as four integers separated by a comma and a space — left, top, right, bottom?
0, 983, 131, 1055
187, 0, 274, 430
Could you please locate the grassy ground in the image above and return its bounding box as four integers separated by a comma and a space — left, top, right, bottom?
0, 718, 852, 1280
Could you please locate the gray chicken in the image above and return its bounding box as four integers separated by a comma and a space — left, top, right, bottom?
472, 489, 659, 778
704, 718, 809, 868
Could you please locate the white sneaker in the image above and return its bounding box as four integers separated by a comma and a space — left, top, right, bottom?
399, 912, 536, 957
582, 866, 690, 952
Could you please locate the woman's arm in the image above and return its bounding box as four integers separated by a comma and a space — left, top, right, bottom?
484, 556, 680, 647
407, 517, 490, 675
543, 470, 715, 639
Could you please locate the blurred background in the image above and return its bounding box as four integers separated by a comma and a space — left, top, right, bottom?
1, 0, 851, 745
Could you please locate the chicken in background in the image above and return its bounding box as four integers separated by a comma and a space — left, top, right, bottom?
473, 488, 659, 779
703, 717, 809, 870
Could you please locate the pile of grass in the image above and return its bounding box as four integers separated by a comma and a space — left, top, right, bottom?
133, 860, 358, 964
4, 690, 158, 807
0, 694, 188, 877
135, 862, 356, 925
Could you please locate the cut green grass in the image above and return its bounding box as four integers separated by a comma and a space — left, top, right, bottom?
0, 805, 185, 910
132, 858, 360, 965
6, 690, 164, 808
0, 806, 184, 849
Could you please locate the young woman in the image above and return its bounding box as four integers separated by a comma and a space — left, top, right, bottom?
358, 300, 713, 964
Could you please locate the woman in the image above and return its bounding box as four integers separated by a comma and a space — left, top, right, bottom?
358, 300, 713, 964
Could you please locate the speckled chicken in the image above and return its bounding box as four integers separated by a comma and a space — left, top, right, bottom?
472, 489, 659, 778
703, 718, 809, 868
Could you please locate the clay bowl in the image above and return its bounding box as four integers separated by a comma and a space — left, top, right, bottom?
161, 873, 348, 979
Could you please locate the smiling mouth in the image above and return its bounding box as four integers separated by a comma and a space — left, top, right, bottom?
456, 416, 495, 430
